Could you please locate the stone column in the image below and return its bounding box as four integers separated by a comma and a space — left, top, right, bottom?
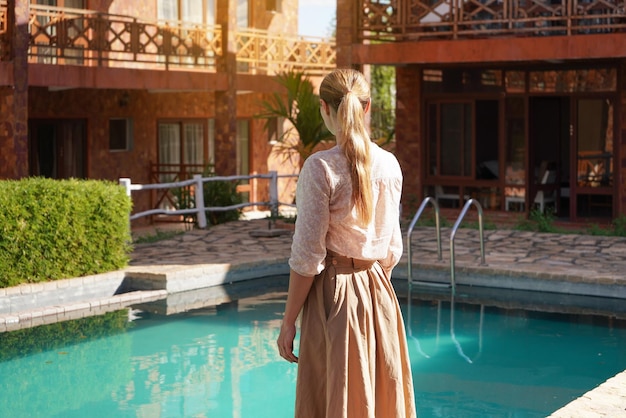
0, 0, 29, 179
396, 65, 422, 214
336, 0, 356, 69
618, 61, 626, 217
214, 0, 237, 176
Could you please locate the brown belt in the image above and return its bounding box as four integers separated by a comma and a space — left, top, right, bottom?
325, 250, 375, 274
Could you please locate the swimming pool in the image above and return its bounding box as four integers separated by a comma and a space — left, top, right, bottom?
1, 276, 625, 418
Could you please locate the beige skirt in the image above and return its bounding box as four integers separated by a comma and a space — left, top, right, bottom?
295, 251, 417, 418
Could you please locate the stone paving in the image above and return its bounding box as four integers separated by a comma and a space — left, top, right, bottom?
130, 218, 626, 417
130, 219, 626, 291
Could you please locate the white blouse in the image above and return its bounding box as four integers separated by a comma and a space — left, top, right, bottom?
288, 144, 403, 277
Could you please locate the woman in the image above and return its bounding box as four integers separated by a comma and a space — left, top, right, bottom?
276, 68, 416, 418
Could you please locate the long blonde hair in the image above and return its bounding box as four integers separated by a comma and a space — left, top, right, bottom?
319, 69, 373, 226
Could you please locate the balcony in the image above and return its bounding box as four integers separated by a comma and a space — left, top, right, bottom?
360, 0, 626, 41
0, 3, 336, 76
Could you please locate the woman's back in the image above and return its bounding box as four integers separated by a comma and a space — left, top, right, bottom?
289, 143, 403, 278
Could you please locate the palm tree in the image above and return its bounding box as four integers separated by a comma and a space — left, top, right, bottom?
258, 70, 334, 166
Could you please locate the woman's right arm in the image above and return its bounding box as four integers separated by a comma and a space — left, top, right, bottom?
277, 269, 314, 363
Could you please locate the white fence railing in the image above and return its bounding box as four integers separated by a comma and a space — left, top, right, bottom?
119, 171, 297, 228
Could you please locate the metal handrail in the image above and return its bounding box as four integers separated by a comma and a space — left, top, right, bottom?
450, 198, 486, 295
406, 196, 443, 292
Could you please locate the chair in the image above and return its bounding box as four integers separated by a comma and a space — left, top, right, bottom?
505, 169, 556, 212
534, 170, 557, 212
435, 185, 470, 207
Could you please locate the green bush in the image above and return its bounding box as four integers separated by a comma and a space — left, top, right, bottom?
611, 214, 626, 236
514, 209, 559, 233
169, 165, 243, 227
0, 178, 132, 287
202, 165, 243, 226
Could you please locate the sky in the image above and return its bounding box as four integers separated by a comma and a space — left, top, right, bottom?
298, 0, 336, 38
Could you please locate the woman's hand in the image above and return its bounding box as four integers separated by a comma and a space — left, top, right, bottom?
276, 269, 315, 363
277, 321, 298, 363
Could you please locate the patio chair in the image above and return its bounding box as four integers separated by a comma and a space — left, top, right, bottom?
435, 185, 470, 207
505, 169, 556, 212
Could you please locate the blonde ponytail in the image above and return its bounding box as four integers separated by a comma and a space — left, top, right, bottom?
320, 69, 373, 226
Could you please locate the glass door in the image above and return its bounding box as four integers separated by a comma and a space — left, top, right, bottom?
571, 98, 614, 220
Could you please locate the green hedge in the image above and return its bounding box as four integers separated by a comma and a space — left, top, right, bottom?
0, 178, 132, 287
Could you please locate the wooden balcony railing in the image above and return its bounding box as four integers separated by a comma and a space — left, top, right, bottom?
360, 0, 626, 41
27, 5, 223, 69
236, 28, 336, 75
0, 4, 336, 75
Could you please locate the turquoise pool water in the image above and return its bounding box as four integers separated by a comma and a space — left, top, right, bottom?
1, 278, 625, 418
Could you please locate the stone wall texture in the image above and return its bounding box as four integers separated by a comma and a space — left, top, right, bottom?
395, 65, 422, 215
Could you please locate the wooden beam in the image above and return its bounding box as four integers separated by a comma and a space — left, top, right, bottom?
352, 34, 626, 65
28, 65, 228, 91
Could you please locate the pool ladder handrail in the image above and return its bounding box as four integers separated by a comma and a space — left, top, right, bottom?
450, 198, 486, 295
406, 196, 443, 292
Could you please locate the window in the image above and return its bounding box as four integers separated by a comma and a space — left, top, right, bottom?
29, 119, 86, 179
266, 117, 282, 144
427, 100, 499, 180
236, 119, 249, 176
157, 120, 215, 182
158, 0, 216, 25
237, 0, 249, 27
428, 102, 472, 177
423, 68, 503, 94
109, 118, 133, 151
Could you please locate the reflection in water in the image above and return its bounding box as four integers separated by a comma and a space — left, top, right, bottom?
450, 297, 482, 364
403, 287, 626, 418
0, 310, 133, 418
406, 294, 484, 364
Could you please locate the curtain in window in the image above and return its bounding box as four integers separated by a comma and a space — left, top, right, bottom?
159, 123, 180, 182
237, 0, 249, 27
207, 119, 215, 165
182, 0, 203, 23
157, 0, 215, 25
236, 120, 249, 175
184, 123, 204, 169
158, 0, 178, 21
205, 0, 216, 25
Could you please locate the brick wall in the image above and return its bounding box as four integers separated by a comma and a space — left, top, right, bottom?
28, 87, 275, 218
